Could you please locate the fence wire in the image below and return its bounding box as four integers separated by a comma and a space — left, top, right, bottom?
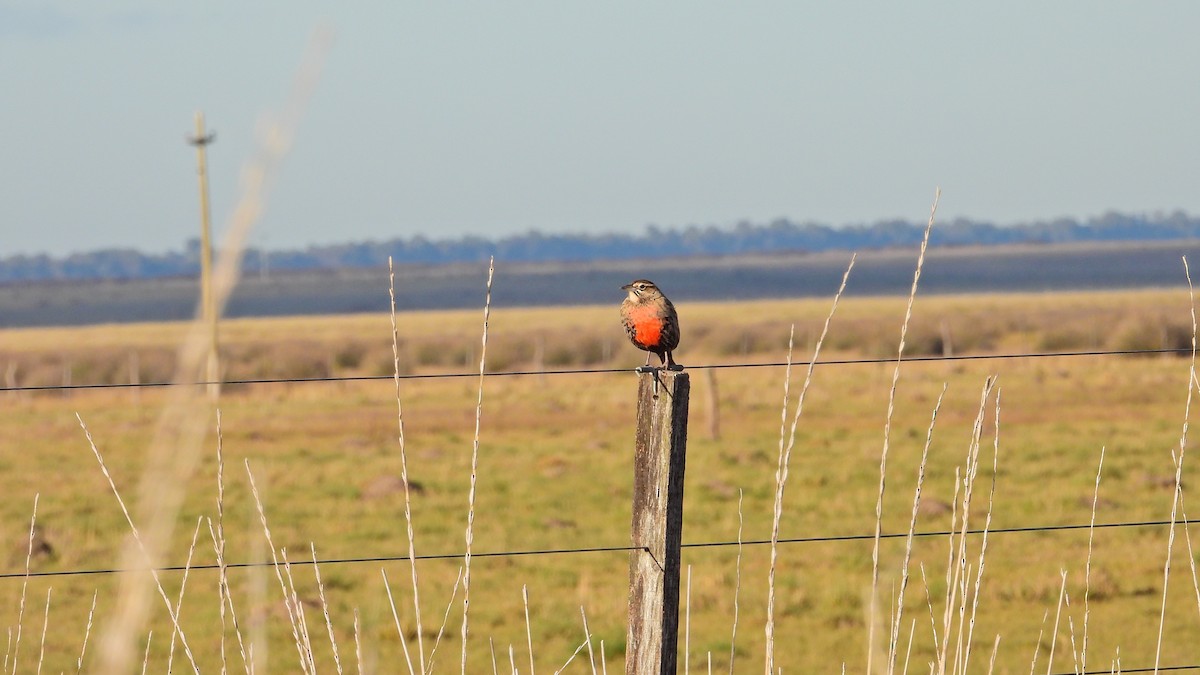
2, 517, 1193, 581
0, 346, 1190, 393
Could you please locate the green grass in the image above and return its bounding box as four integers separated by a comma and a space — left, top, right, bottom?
1, 289, 1199, 672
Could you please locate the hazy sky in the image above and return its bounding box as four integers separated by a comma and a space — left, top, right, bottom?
3, 2, 1199, 256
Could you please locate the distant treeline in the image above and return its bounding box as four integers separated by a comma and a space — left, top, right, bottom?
4, 210, 1200, 283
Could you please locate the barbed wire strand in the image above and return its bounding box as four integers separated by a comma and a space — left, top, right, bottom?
2, 517, 1193, 581
0, 347, 1190, 393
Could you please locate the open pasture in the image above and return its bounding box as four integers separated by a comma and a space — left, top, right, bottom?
1, 288, 1199, 673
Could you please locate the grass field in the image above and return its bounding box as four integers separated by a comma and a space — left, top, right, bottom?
2, 288, 1199, 673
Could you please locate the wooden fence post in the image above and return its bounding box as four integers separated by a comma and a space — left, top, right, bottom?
627, 369, 690, 674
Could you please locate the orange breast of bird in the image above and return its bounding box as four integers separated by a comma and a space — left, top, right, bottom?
626, 304, 664, 348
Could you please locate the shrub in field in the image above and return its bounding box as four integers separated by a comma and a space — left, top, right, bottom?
224, 340, 332, 379
1107, 314, 1192, 356
369, 339, 412, 375
572, 336, 612, 365
412, 337, 475, 368
706, 321, 801, 357
332, 340, 368, 370
544, 342, 576, 367
1037, 326, 1098, 352
901, 324, 948, 357
484, 337, 534, 371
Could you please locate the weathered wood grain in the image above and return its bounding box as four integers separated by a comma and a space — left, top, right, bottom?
627, 370, 690, 675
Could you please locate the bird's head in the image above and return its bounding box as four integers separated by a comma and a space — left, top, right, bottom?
622, 279, 662, 303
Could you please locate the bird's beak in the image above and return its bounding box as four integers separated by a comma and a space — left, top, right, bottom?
621, 284, 632, 291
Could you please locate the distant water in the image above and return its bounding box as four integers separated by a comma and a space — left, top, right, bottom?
2, 240, 1198, 328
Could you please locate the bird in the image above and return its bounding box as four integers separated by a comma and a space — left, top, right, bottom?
620, 279, 681, 369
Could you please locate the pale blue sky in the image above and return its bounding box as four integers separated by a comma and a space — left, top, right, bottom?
2, 2, 1199, 256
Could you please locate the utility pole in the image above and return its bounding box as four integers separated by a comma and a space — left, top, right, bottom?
187, 111, 220, 399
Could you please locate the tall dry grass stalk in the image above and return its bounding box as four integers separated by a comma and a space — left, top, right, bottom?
389, 256, 427, 675
382, 571, 417, 675
205, 518, 250, 674
1064, 587, 1082, 675
244, 460, 314, 673
427, 566, 465, 674
461, 257, 495, 673
1027, 610, 1048, 675
353, 610, 364, 675
868, 187, 940, 675
960, 389, 1001, 673
10, 493, 38, 675
1179, 494, 1200, 625
728, 490, 744, 675
166, 517, 205, 673
901, 618, 916, 675
764, 323, 793, 675
311, 544, 344, 674
552, 634, 592, 675
283, 554, 315, 671
885, 384, 947, 675
210, 411, 251, 675
1045, 570, 1068, 675
213, 411, 229, 673
764, 254, 856, 672
892, 376, 999, 675
919, 564, 939, 660
248, 512, 267, 674
934, 377, 998, 675
76, 590, 97, 673
940, 466, 962, 664
285, 570, 315, 670
140, 631, 153, 675
1154, 255, 1197, 672
77, 416, 201, 674
82, 29, 331, 673
34, 588, 50, 675
523, 585, 536, 675
280, 549, 318, 672
580, 606, 596, 675
1080, 447, 1106, 674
